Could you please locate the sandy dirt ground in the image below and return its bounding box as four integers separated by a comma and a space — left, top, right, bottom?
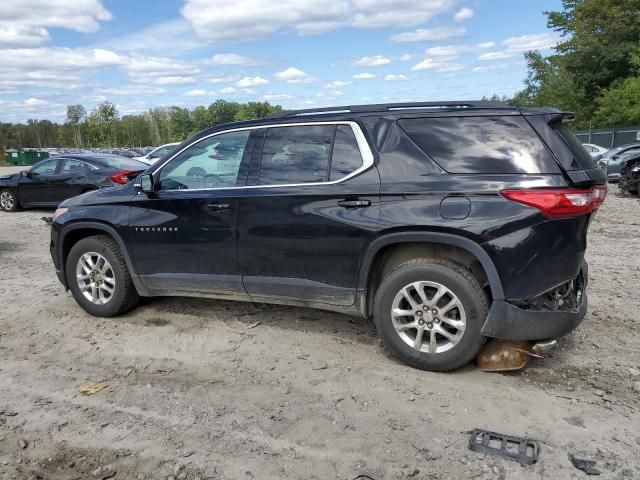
0, 175, 639, 479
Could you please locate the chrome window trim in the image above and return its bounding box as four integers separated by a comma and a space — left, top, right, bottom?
148, 121, 373, 192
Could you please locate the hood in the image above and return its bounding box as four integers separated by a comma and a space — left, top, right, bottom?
0, 172, 20, 184
59, 182, 137, 208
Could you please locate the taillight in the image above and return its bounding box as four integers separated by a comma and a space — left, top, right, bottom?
501, 185, 607, 219
110, 170, 138, 185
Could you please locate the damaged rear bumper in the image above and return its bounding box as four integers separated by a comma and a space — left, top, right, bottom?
481, 263, 588, 341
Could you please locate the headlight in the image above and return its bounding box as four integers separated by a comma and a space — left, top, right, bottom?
632, 166, 640, 173
53, 207, 68, 221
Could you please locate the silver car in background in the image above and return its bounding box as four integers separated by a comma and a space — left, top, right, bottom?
600, 143, 640, 182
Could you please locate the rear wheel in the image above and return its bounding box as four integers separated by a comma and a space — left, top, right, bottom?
66, 235, 140, 317
0, 189, 19, 212
374, 258, 488, 371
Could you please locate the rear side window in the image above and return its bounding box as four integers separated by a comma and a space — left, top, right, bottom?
398, 116, 560, 174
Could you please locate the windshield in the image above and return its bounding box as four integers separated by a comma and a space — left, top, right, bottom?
602, 146, 624, 158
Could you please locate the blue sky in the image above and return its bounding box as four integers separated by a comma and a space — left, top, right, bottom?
0, 0, 562, 122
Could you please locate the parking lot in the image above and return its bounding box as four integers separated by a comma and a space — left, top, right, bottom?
0, 173, 639, 479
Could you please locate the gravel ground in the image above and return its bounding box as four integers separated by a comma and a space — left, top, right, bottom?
0, 176, 639, 480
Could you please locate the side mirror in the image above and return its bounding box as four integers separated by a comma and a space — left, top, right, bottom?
20, 170, 29, 177
135, 173, 155, 194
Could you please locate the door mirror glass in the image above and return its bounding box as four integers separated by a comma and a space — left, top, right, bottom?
137, 174, 154, 193
20, 170, 29, 177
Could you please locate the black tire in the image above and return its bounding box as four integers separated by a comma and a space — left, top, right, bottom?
373, 258, 489, 371
66, 235, 140, 317
0, 188, 20, 212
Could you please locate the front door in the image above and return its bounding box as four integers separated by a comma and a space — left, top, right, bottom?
18, 158, 60, 206
237, 123, 380, 306
128, 129, 254, 297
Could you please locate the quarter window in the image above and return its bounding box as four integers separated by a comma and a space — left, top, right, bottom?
158, 131, 250, 190
258, 125, 334, 185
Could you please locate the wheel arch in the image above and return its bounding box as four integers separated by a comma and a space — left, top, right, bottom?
59, 222, 146, 295
358, 232, 504, 317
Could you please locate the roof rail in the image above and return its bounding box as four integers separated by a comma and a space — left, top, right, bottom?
266, 101, 511, 119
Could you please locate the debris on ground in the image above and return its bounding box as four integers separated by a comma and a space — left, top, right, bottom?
467, 429, 539, 465
79, 382, 108, 396
569, 454, 601, 475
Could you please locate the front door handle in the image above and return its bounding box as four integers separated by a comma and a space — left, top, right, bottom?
206, 202, 231, 211
338, 199, 371, 209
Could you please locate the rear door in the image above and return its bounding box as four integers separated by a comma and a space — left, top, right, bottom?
18, 158, 60, 206
128, 129, 255, 297
53, 158, 89, 201
237, 122, 380, 306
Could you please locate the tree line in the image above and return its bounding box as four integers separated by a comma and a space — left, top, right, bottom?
512, 0, 640, 129
0, 100, 282, 150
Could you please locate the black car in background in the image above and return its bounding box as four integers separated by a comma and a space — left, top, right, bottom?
0, 154, 148, 212
619, 154, 640, 195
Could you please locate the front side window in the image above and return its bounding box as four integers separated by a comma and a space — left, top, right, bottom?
30, 159, 58, 176
258, 125, 334, 185
159, 131, 250, 190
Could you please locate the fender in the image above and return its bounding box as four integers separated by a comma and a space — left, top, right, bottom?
57, 221, 150, 296
356, 231, 505, 300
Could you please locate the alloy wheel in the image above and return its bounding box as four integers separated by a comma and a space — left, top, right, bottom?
0, 191, 15, 211
76, 252, 116, 305
390, 281, 466, 354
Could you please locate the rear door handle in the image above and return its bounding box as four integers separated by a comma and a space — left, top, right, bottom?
206, 202, 231, 211
338, 199, 371, 209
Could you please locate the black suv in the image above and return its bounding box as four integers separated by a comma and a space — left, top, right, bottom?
50, 101, 607, 371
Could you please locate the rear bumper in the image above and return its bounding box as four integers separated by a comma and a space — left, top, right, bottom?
481, 263, 588, 341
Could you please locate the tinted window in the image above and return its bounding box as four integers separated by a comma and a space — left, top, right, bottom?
30, 159, 58, 176
159, 130, 250, 190
552, 123, 594, 167
330, 125, 363, 181
399, 116, 559, 174
258, 125, 334, 185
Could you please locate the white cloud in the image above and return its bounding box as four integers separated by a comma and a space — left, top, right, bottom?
23, 97, 48, 107
235, 76, 269, 87
274, 67, 314, 83
0, 1, 112, 33
352, 55, 391, 67
184, 89, 208, 96
479, 33, 560, 61
503, 33, 559, 51
102, 20, 201, 54
398, 54, 414, 61
411, 58, 464, 73
384, 74, 408, 81
391, 26, 466, 43
472, 64, 507, 73
205, 74, 240, 84
476, 41, 495, 49
220, 86, 237, 94
97, 85, 166, 95
325, 80, 352, 88
148, 76, 197, 85
0, 25, 50, 48
211, 53, 257, 66
453, 7, 474, 22
122, 55, 200, 86
352, 72, 376, 79
181, 0, 458, 42
425, 45, 462, 58
263, 93, 292, 101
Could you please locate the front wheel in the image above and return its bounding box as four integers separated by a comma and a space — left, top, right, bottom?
0, 189, 19, 212
66, 235, 140, 317
374, 258, 488, 371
